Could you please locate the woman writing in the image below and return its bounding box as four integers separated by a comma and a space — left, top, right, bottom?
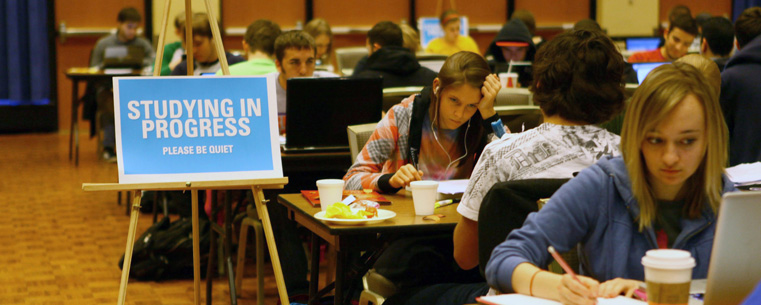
485, 63, 736, 304
344, 51, 505, 193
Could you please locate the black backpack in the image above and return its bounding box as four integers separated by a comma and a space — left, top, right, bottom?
119, 216, 210, 281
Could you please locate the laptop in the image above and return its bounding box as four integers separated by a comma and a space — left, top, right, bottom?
701, 191, 761, 305
283, 77, 383, 153
626, 37, 661, 51
631, 62, 668, 84
101, 45, 145, 69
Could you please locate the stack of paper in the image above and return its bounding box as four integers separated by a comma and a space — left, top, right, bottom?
437, 179, 469, 200
725, 162, 761, 187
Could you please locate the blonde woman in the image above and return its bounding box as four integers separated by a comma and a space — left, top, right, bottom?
304, 18, 333, 69
485, 62, 736, 304
425, 10, 480, 56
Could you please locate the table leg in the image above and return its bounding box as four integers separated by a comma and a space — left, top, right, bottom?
225, 191, 238, 305
309, 233, 321, 305
116, 190, 142, 305
334, 248, 348, 305
69, 79, 79, 164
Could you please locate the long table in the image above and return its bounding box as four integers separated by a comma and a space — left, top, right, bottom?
277, 192, 461, 305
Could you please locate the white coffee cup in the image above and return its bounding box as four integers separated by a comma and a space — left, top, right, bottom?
641, 249, 695, 305
410, 180, 439, 216
316, 179, 344, 211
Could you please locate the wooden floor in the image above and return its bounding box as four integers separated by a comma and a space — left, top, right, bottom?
0, 133, 285, 304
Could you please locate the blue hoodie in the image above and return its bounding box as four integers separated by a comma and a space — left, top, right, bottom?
486, 156, 736, 293
720, 34, 761, 166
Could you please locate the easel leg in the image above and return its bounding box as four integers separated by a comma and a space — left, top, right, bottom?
252, 186, 290, 305
117, 190, 142, 305
192, 190, 201, 305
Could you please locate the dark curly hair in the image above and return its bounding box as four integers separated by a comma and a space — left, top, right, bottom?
529, 30, 625, 124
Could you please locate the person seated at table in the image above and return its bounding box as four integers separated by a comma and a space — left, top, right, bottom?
401, 23, 422, 53
628, 14, 698, 63
485, 18, 536, 86
699, 16, 735, 72
171, 13, 245, 76
344, 51, 505, 193
425, 10, 480, 56
221, 19, 281, 75
304, 18, 334, 72
454, 29, 625, 272
89, 7, 155, 161
158, 11, 187, 76
485, 62, 736, 303
352, 21, 438, 88
267, 30, 338, 135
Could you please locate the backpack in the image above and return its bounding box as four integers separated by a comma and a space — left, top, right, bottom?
119, 216, 210, 281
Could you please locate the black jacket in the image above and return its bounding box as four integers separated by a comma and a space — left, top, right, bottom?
486, 19, 536, 86
352, 46, 437, 88
720, 34, 761, 166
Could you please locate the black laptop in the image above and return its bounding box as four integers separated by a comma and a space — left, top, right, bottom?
283, 77, 383, 153
101, 45, 145, 69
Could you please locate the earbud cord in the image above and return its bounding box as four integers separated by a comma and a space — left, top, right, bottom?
431, 94, 470, 180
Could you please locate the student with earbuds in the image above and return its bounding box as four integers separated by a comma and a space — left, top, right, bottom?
344, 51, 506, 193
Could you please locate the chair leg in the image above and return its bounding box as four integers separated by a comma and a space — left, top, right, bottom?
253, 222, 265, 305
235, 218, 250, 297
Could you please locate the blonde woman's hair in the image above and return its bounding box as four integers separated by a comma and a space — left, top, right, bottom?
621, 62, 728, 231
675, 54, 721, 99
304, 18, 333, 63
400, 23, 421, 53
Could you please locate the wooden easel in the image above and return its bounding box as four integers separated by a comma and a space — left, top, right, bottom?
84, 1, 291, 304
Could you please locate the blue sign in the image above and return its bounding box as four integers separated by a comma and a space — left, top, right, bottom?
418, 16, 469, 49
113, 76, 282, 183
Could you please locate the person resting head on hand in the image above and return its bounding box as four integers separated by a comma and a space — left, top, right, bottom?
343, 51, 507, 193
485, 62, 735, 304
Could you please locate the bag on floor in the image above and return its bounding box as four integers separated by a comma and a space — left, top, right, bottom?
118, 216, 210, 281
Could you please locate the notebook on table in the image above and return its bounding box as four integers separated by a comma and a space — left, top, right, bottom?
283, 77, 382, 153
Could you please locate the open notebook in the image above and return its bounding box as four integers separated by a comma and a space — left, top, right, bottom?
477, 294, 645, 305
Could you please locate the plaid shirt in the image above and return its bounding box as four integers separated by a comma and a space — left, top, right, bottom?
344, 94, 416, 192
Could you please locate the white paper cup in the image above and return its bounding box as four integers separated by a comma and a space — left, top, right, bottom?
641, 249, 695, 305
410, 180, 439, 216
498, 73, 508, 88
498, 72, 519, 88
316, 179, 344, 211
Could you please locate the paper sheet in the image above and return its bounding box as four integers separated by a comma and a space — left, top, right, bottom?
477, 294, 646, 305
437, 179, 469, 195
725, 162, 761, 184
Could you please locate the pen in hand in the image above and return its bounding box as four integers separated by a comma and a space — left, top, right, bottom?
548, 246, 582, 283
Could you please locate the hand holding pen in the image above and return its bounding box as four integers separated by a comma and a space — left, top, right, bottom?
549, 246, 600, 305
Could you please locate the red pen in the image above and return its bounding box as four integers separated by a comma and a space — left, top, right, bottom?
548, 246, 582, 283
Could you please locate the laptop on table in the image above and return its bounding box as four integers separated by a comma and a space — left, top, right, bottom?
283, 77, 383, 153
631, 62, 668, 84
101, 45, 146, 69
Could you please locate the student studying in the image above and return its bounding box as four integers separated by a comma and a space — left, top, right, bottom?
343, 51, 506, 193
485, 63, 736, 304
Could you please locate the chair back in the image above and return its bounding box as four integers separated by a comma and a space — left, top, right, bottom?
495, 87, 533, 106
382, 86, 423, 113
336, 47, 369, 76
477, 178, 570, 278
347, 123, 378, 162
495, 105, 543, 133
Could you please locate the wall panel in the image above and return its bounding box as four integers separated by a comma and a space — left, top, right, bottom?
515, 0, 589, 25
659, 0, 732, 23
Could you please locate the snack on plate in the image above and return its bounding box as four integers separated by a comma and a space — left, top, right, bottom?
325, 202, 377, 219
349, 200, 379, 218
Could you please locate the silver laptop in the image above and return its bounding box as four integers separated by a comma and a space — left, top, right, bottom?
702, 190, 761, 305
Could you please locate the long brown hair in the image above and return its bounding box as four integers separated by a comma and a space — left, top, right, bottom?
621, 63, 727, 231
430, 51, 491, 165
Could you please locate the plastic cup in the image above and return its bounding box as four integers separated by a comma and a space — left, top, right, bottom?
641, 249, 695, 305
498, 72, 519, 88
316, 179, 344, 211
410, 181, 439, 216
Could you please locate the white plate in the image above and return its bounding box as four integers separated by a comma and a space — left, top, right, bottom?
314, 209, 396, 225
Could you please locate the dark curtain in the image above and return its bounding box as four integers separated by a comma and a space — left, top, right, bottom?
0, 0, 50, 106
734, 0, 761, 20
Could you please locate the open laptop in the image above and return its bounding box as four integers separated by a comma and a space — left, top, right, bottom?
700, 191, 761, 305
283, 77, 383, 153
101, 45, 145, 69
631, 62, 668, 84
626, 37, 661, 51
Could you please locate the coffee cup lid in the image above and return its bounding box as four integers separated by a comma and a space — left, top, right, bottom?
641, 249, 696, 270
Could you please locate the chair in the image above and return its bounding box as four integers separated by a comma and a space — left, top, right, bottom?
336, 46, 369, 76
382, 86, 423, 113
416, 53, 448, 73
234, 200, 266, 305
495, 105, 543, 133
477, 179, 570, 279
358, 268, 399, 305
495, 87, 533, 106
347, 123, 378, 162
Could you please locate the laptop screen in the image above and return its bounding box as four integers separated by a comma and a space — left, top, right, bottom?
631, 62, 668, 84
285, 77, 383, 150
102, 45, 145, 69
626, 37, 661, 51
